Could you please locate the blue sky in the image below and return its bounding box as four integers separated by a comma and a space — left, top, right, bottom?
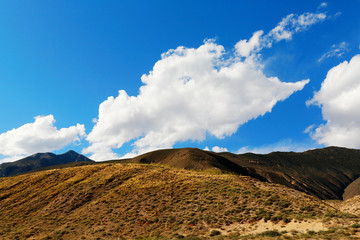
1, 1, 360, 162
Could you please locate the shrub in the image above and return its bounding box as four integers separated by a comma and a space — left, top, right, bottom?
352, 223, 360, 228
260, 230, 282, 237
209, 230, 221, 236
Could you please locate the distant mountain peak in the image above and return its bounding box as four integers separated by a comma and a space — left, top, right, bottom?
0, 150, 93, 177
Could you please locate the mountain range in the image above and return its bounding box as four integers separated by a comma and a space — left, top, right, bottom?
0, 150, 93, 177
1, 146, 360, 239
2, 146, 360, 200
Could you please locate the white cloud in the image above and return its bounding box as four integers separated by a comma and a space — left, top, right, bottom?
318, 42, 349, 62
204, 146, 228, 152
83, 10, 327, 160
237, 139, 315, 154
0, 115, 85, 163
235, 30, 264, 57
235, 12, 327, 57
267, 12, 326, 43
211, 146, 228, 152
84, 39, 309, 160
307, 55, 360, 148
318, 2, 328, 9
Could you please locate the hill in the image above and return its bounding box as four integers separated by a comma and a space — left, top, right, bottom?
6, 146, 360, 201
121, 148, 267, 180
0, 163, 358, 239
0, 150, 93, 177
124, 147, 360, 200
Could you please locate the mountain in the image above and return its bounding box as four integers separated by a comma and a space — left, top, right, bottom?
121, 148, 267, 180
219, 147, 360, 200
343, 177, 360, 200
3, 146, 360, 201
124, 147, 360, 200
0, 150, 94, 177
0, 163, 357, 239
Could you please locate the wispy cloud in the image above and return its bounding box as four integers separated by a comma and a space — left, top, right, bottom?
237, 139, 317, 154
318, 2, 328, 9
267, 12, 326, 43
235, 12, 327, 57
318, 42, 349, 62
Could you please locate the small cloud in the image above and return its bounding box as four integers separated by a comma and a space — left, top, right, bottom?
318, 42, 349, 62
235, 11, 328, 56
318, 2, 328, 9
332, 11, 342, 20
211, 146, 228, 152
266, 12, 326, 43
304, 124, 316, 133
204, 146, 228, 152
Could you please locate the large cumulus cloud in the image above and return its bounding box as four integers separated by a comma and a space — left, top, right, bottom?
307, 55, 360, 147
83, 11, 329, 160
84, 40, 309, 160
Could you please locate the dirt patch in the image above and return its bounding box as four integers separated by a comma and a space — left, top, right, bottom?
210, 219, 328, 236
329, 195, 360, 216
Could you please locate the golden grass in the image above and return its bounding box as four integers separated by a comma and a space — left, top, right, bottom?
0, 163, 358, 239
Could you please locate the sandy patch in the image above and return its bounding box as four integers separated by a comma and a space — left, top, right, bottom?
211, 219, 327, 236
329, 195, 360, 216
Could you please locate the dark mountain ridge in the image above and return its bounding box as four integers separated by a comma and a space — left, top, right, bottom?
124, 146, 360, 200
219, 147, 360, 200
0, 150, 93, 177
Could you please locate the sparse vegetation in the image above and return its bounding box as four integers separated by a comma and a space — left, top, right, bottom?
352, 223, 360, 228
259, 230, 282, 237
0, 163, 359, 239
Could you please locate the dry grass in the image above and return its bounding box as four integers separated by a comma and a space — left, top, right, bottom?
0, 163, 358, 239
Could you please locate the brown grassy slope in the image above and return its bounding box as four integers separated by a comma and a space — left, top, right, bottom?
121, 147, 360, 200
121, 148, 240, 171
121, 148, 267, 180
219, 147, 360, 200
0, 163, 351, 240
343, 177, 360, 200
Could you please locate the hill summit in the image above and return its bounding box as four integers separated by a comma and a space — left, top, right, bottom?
0, 150, 93, 177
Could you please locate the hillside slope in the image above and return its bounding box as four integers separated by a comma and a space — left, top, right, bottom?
0, 163, 356, 239
124, 147, 360, 200
121, 148, 267, 180
220, 147, 360, 200
0, 150, 93, 177
343, 177, 360, 200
